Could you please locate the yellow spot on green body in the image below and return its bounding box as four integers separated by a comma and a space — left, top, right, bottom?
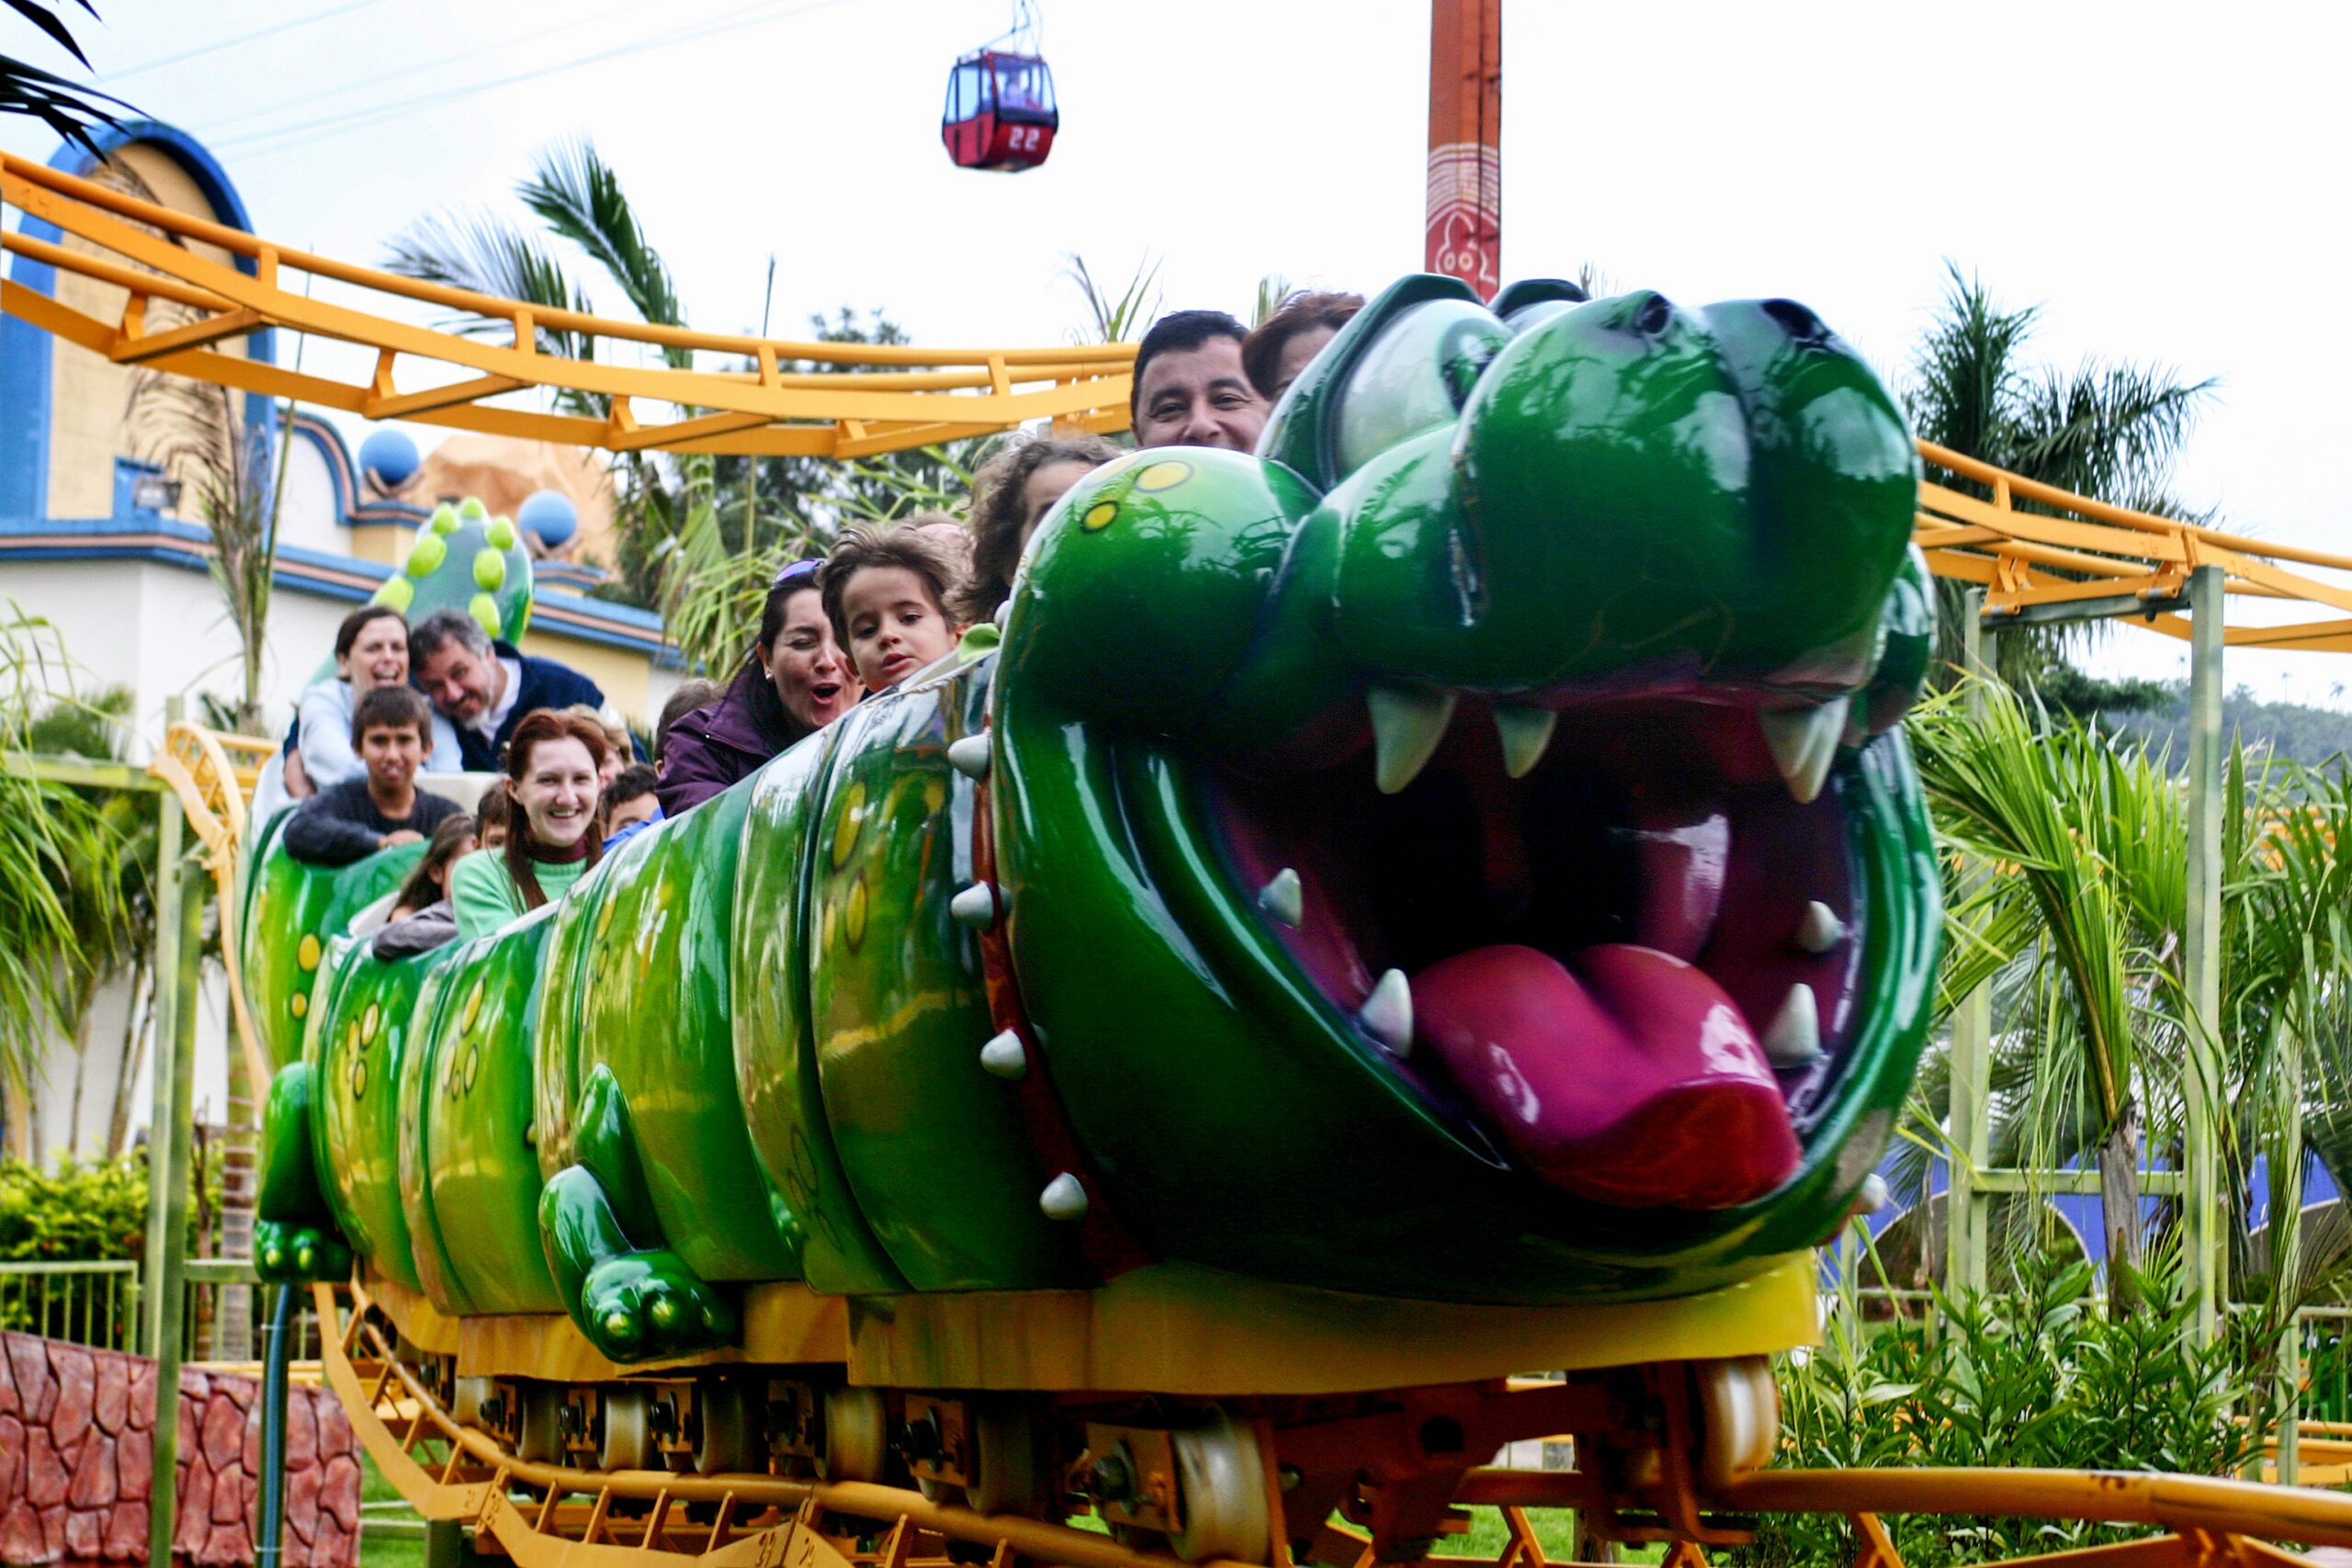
1135, 459, 1193, 491
830, 782, 867, 869
298, 933, 322, 971
1081, 501, 1119, 532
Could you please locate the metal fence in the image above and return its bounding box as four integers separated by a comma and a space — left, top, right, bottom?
0, 1258, 139, 1348
0, 1256, 318, 1362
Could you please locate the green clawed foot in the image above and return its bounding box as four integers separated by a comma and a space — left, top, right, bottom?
254, 1218, 353, 1283
577, 1251, 736, 1359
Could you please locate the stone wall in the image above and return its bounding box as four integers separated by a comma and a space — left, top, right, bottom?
0, 1333, 361, 1567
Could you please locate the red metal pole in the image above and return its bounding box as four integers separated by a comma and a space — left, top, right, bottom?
1425, 0, 1502, 299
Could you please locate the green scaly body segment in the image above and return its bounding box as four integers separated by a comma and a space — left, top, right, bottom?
253, 276, 1941, 1364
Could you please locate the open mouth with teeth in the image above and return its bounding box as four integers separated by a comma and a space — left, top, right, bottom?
1206, 687, 1873, 1213
991, 272, 1940, 1295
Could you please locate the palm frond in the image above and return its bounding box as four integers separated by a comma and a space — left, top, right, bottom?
517, 137, 688, 359
1062, 252, 1162, 344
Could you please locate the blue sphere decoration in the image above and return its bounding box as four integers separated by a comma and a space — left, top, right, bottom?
358, 428, 419, 492
518, 490, 579, 550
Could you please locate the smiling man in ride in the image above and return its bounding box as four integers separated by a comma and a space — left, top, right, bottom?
410, 608, 614, 773
1130, 310, 1269, 453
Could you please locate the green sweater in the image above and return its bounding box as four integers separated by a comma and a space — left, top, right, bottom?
449, 848, 591, 942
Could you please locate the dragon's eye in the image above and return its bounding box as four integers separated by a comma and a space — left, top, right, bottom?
1331, 299, 1510, 477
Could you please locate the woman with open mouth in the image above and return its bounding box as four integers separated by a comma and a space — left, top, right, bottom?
658, 559, 864, 816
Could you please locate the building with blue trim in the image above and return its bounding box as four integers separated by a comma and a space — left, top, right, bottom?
2, 123, 679, 1160
1, 121, 677, 760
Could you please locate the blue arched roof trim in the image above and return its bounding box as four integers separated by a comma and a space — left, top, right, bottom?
1, 121, 276, 522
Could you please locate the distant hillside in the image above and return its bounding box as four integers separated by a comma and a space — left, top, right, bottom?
2083, 683, 2352, 769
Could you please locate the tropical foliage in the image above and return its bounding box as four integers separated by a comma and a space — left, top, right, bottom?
385, 139, 975, 647
0, 1, 128, 155
122, 366, 293, 737
1905, 676, 2352, 1332
0, 609, 130, 1142
1741, 1248, 2255, 1568
1905, 263, 2217, 686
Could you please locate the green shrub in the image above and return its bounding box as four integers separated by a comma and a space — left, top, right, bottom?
1733, 1253, 2256, 1568
0, 1154, 151, 1261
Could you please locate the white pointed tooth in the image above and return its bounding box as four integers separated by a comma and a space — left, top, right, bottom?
950, 883, 999, 929
1357, 968, 1415, 1055
1761, 983, 1822, 1066
979, 1029, 1027, 1079
1758, 694, 1850, 805
1795, 900, 1846, 954
1493, 706, 1558, 780
947, 733, 992, 780
994, 596, 1015, 630
1258, 867, 1304, 928
1858, 1173, 1890, 1214
1367, 685, 1457, 795
1038, 1171, 1089, 1222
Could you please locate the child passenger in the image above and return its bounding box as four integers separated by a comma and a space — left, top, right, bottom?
820, 526, 966, 693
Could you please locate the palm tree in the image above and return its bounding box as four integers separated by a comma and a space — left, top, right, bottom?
2, 2, 129, 155
1910, 681, 2192, 1298
387, 140, 972, 637
1915, 679, 2352, 1314
0, 608, 128, 1156
121, 362, 296, 738
1906, 263, 2218, 688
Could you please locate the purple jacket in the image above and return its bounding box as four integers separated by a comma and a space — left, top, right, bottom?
655, 661, 802, 817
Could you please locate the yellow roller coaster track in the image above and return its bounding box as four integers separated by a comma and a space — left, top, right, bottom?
311, 1279, 2352, 1568
12, 147, 2352, 635
0, 152, 1133, 461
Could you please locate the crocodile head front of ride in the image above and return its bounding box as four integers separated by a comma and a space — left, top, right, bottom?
989, 275, 1939, 1305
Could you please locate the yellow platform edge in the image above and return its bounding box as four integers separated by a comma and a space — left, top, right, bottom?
360, 1255, 1818, 1395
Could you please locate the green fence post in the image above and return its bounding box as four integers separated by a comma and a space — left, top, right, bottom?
145, 849, 203, 1568
2182, 563, 2226, 1347
1945, 592, 1992, 1299
139, 697, 184, 1359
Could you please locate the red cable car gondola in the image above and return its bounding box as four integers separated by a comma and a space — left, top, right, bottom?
942, 1, 1057, 172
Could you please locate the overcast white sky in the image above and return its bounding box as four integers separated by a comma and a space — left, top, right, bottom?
7, 0, 2349, 701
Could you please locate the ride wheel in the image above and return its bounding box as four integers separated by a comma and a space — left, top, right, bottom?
695, 1377, 758, 1476
1693, 1356, 1780, 1491
1168, 1407, 1272, 1564
970, 1404, 1050, 1517
450, 1375, 494, 1429
600, 1384, 655, 1472
822, 1385, 889, 1482
515, 1381, 564, 1465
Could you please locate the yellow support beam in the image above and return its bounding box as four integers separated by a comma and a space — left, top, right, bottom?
1, 151, 1132, 461
15, 147, 2352, 649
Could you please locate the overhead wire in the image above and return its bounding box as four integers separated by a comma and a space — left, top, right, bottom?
194, 0, 651, 139
216, 0, 863, 162
102, 0, 393, 82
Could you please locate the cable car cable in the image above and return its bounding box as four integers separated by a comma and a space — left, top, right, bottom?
217, 0, 863, 160
194, 0, 650, 138
102, 0, 393, 82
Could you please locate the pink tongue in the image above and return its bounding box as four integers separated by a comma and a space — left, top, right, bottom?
1412, 944, 1799, 1210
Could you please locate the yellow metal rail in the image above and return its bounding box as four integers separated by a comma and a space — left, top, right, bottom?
147, 720, 277, 1106
1916, 441, 2352, 646
10, 144, 2347, 641
0, 151, 1132, 461
313, 1277, 2352, 1568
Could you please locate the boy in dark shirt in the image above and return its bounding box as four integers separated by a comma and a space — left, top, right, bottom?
283, 686, 462, 866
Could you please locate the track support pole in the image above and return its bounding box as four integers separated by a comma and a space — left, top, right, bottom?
2183, 563, 2226, 1345
255, 1283, 295, 1568
144, 838, 203, 1566
1946, 593, 1991, 1298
